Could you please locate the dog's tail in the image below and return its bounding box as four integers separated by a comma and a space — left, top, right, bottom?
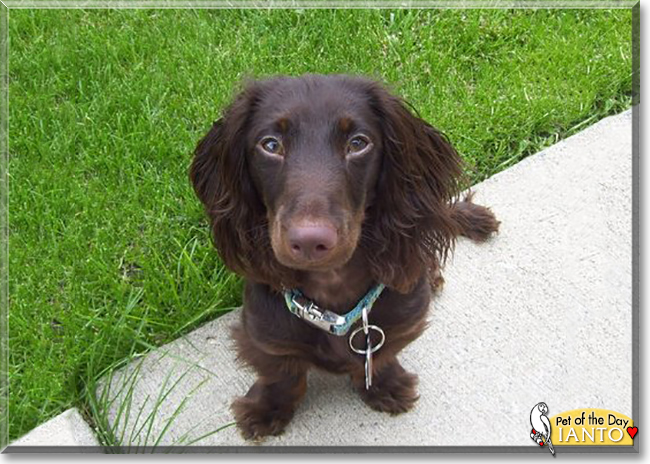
450, 192, 500, 243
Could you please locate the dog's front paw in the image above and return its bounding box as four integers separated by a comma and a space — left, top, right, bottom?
358, 366, 419, 414
231, 395, 294, 441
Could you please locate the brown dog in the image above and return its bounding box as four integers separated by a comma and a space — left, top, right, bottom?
190, 74, 499, 440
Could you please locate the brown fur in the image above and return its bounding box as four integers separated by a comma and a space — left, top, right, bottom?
190, 74, 499, 440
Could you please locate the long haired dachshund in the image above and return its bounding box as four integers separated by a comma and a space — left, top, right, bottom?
190, 74, 499, 440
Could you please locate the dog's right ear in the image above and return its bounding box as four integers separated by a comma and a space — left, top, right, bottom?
189, 87, 265, 277
190, 118, 226, 208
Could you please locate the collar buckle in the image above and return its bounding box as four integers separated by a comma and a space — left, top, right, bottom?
291, 294, 346, 334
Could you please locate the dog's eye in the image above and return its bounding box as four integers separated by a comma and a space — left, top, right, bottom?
347, 135, 371, 156
260, 137, 283, 156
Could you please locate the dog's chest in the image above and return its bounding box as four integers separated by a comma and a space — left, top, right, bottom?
311, 330, 363, 373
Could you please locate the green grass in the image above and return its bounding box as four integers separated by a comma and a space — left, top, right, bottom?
7, 8, 632, 443
89, 349, 236, 451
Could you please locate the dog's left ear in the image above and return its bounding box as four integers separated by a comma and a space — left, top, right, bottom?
365, 84, 464, 293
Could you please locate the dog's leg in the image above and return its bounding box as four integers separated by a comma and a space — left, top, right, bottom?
232, 368, 308, 441
450, 192, 500, 242
352, 357, 419, 414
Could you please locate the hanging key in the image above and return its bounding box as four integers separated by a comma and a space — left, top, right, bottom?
362, 307, 373, 389
365, 332, 373, 389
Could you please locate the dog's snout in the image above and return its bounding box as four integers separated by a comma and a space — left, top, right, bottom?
287, 224, 338, 261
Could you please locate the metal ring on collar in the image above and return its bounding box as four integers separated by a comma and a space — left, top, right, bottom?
348, 325, 385, 355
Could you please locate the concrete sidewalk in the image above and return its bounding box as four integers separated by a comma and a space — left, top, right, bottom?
7, 408, 100, 449
94, 109, 633, 449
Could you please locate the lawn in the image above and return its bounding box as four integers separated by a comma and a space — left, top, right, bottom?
7, 8, 632, 443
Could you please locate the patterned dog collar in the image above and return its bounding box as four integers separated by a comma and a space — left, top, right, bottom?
283, 284, 386, 336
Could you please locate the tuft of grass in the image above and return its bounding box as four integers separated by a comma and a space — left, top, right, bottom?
8, 9, 632, 442
88, 350, 235, 452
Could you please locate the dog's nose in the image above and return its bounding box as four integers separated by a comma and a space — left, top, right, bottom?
287, 224, 338, 261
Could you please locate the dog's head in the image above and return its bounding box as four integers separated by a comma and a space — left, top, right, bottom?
190, 75, 462, 292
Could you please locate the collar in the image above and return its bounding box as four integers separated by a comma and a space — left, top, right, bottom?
283, 283, 386, 336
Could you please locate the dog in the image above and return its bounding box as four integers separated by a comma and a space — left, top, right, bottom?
190, 74, 499, 440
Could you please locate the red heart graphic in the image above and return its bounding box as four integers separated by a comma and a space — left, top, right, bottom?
627, 426, 638, 439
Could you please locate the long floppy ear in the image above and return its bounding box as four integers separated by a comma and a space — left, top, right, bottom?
363, 84, 464, 293
190, 85, 296, 287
